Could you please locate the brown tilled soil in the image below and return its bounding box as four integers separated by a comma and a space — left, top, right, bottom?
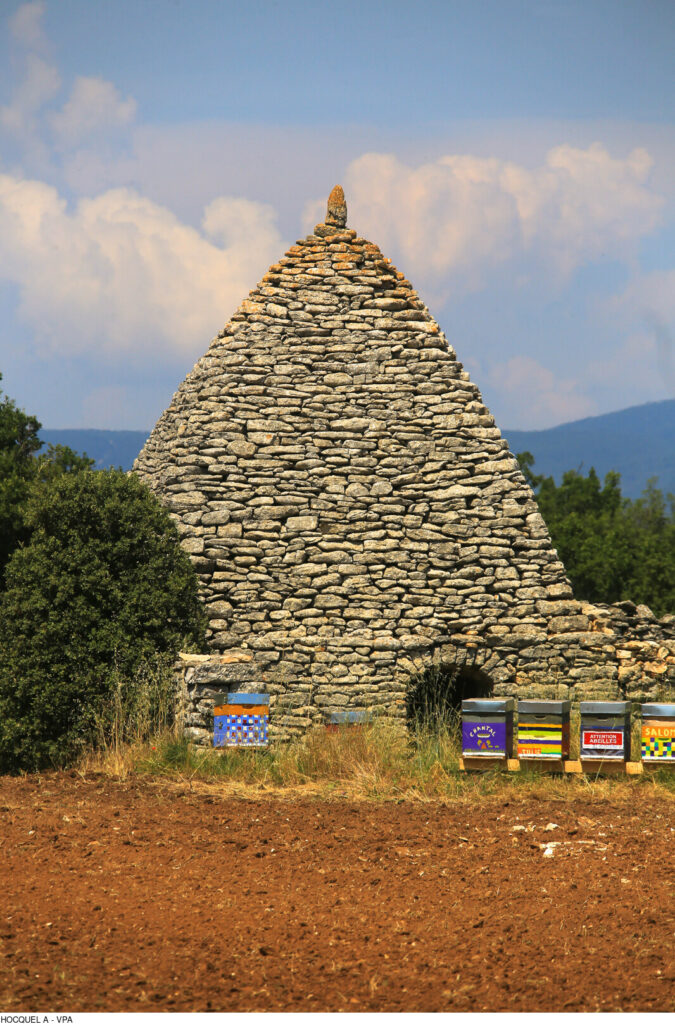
0, 773, 673, 1012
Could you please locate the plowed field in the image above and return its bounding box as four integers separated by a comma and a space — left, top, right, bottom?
0, 774, 673, 1012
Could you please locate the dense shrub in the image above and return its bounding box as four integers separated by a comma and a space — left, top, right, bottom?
0, 469, 207, 772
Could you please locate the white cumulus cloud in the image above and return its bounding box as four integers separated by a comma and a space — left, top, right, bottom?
1, 2, 59, 155
50, 76, 137, 147
0, 5, 61, 178
0, 53, 61, 148
488, 355, 595, 428
614, 268, 675, 325
305, 146, 664, 303
8, 1, 49, 50
0, 173, 284, 360
1, 3, 137, 177
605, 270, 675, 396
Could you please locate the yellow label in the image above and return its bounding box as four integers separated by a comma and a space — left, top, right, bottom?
642, 723, 675, 739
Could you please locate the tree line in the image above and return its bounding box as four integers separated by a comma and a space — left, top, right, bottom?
517, 452, 674, 618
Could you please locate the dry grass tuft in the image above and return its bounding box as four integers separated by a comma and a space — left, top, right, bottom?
78, 716, 675, 804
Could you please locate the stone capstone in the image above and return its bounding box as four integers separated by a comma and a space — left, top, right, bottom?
325, 184, 347, 228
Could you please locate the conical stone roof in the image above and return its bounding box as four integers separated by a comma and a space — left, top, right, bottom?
134, 187, 577, 724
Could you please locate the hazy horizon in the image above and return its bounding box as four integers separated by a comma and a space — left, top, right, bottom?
38, 397, 675, 436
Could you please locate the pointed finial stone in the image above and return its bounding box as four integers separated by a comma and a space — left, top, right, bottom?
326, 184, 347, 227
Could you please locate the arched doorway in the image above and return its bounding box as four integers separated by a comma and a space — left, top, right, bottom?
406, 662, 493, 733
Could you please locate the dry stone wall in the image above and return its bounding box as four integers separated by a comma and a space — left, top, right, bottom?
174, 602, 674, 746
135, 188, 675, 744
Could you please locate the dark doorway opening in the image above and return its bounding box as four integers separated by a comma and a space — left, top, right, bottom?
406, 663, 493, 733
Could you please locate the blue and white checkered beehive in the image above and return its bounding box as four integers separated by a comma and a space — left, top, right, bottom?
213, 693, 269, 748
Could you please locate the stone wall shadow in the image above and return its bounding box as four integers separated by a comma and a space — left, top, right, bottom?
406, 663, 494, 735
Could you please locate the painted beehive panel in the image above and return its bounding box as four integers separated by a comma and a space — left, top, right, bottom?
580, 725, 627, 759
579, 701, 630, 760
518, 722, 569, 758
213, 692, 269, 748
641, 704, 675, 763
461, 699, 514, 757
517, 701, 571, 759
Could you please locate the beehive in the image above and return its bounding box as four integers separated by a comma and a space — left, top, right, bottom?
213, 692, 269, 748
641, 704, 675, 763
517, 700, 571, 759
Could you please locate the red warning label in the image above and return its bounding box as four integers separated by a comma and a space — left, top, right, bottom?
582, 730, 623, 748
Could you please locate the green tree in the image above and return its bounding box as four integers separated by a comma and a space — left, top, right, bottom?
517, 452, 675, 615
0, 469, 207, 772
621, 480, 675, 615
0, 374, 92, 578
0, 375, 42, 573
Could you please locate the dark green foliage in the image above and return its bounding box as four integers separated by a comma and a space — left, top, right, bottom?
0, 470, 207, 772
518, 452, 675, 616
0, 374, 93, 579
0, 376, 41, 573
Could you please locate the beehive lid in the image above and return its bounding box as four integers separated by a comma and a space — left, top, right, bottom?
213, 692, 269, 706
580, 701, 631, 714
641, 703, 675, 718
518, 700, 571, 714
328, 710, 372, 724
462, 698, 515, 713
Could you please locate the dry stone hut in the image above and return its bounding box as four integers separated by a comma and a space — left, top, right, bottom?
134, 186, 674, 744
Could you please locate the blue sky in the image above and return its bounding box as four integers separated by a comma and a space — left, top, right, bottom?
0, 0, 674, 431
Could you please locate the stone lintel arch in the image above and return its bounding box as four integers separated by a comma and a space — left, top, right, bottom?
401, 638, 515, 732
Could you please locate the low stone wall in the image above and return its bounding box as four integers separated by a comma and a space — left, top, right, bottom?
175, 599, 675, 747
175, 650, 263, 746
481, 600, 675, 703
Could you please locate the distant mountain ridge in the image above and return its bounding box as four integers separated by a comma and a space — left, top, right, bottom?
41, 429, 150, 473
502, 399, 674, 499
42, 399, 674, 500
